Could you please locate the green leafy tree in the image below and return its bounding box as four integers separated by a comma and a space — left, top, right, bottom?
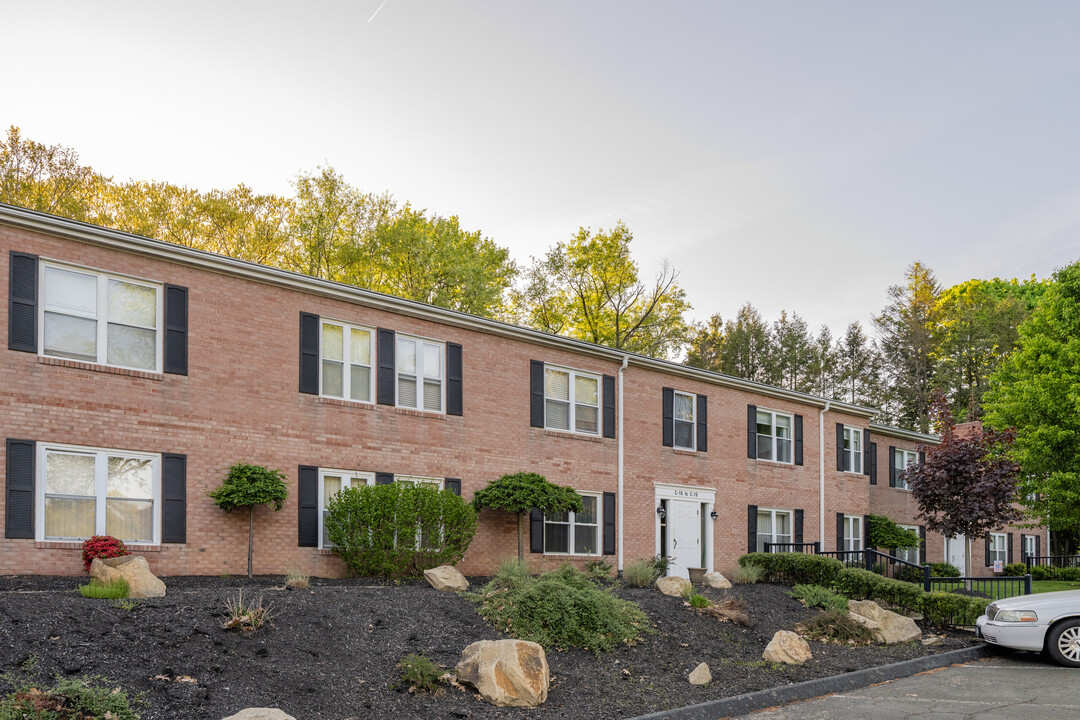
208, 463, 288, 578
719, 303, 772, 383
805, 324, 840, 400
0, 125, 106, 220
770, 311, 814, 391
985, 261, 1080, 542
835, 322, 885, 408
685, 313, 725, 372
471, 472, 584, 562
866, 514, 921, 551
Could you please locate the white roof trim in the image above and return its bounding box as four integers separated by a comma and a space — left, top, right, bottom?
869, 422, 940, 445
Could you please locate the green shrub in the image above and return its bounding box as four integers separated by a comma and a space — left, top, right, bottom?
866, 515, 921, 551
395, 654, 444, 694
649, 554, 675, 579
0, 660, 142, 719
894, 564, 926, 585
920, 592, 990, 626
1002, 562, 1028, 577
834, 568, 923, 611
474, 565, 650, 653
732, 563, 763, 584
622, 559, 656, 587
584, 558, 615, 582
788, 584, 849, 612
738, 553, 843, 586
1027, 564, 1080, 581
492, 557, 532, 591
800, 609, 875, 644
929, 562, 961, 578
326, 482, 477, 577
688, 593, 711, 609
78, 578, 129, 599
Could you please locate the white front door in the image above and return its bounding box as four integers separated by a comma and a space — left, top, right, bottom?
947, 535, 966, 573
669, 500, 701, 579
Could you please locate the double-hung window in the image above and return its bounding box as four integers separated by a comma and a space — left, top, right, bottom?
544, 494, 600, 555
41, 263, 162, 372
756, 409, 793, 463
673, 391, 696, 450
756, 508, 792, 552
318, 469, 374, 548
544, 366, 599, 435
896, 524, 920, 565
397, 335, 444, 412
842, 426, 862, 473
893, 449, 918, 490
843, 515, 862, 552
1024, 534, 1037, 563
39, 444, 159, 544
320, 320, 373, 402
989, 532, 1007, 566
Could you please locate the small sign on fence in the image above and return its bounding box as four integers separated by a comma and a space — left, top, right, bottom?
993, 560, 1003, 573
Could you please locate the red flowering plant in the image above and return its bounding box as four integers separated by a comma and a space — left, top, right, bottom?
81, 535, 130, 573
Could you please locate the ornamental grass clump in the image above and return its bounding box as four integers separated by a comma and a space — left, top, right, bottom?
78, 578, 129, 600
474, 564, 649, 654
788, 584, 849, 612
80, 535, 129, 573
622, 559, 656, 588
221, 591, 274, 633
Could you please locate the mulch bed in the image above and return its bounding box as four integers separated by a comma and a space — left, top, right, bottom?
0, 575, 977, 720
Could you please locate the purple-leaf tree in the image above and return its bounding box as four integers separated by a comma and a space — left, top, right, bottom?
905, 391, 1022, 577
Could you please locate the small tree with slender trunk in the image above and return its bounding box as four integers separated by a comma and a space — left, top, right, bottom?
905, 392, 1022, 577
209, 463, 288, 578
471, 472, 584, 562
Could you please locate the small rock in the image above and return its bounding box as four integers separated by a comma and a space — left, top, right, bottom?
456, 639, 549, 707
90, 556, 165, 599
221, 710, 295, 720
703, 572, 731, 589
762, 630, 812, 664
656, 576, 692, 597
848, 600, 922, 644
922, 636, 943, 647
688, 662, 711, 685
424, 565, 469, 592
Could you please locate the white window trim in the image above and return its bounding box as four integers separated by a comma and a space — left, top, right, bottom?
757, 507, 793, 552
394, 475, 444, 489
673, 390, 696, 451
842, 426, 863, 474
36, 442, 161, 544
897, 523, 920, 564
989, 532, 1007, 566
1023, 534, 1037, 560
396, 333, 446, 413
756, 409, 794, 464
843, 514, 863, 552
544, 492, 602, 556
893, 449, 918, 490
543, 365, 601, 436
318, 319, 375, 404
38, 260, 164, 374
317, 468, 375, 550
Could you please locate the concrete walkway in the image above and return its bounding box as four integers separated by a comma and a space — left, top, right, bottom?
729, 652, 1080, 719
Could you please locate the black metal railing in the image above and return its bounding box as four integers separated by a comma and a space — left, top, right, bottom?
928, 574, 1032, 599
1025, 554, 1080, 569
763, 542, 820, 554
818, 549, 865, 567
863, 549, 932, 585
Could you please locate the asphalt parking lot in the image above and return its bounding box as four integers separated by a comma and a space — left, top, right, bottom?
729, 651, 1080, 720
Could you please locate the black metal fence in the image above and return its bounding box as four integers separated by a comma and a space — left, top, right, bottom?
762, 542, 820, 554
929, 574, 1032, 599
1025, 554, 1080, 569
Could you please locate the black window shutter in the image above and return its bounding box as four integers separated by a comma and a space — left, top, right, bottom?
603, 375, 616, 439
888, 446, 897, 487
1008, 532, 1014, 564
377, 329, 396, 405
299, 312, 320, 394
161, 453, 186, 543
836, 512, 845, 552
530, 507, 545, 553
696, 394, 708, 453
297, 465, 318, 547
163, 284, 188, 375
529, 360, 545, 428
661, 387, 674, 447
747, 505, 758, 553
869, 442, 877, 485
836, 423, 845, 472
862, 430, 871, 476
445, 478, 461, 496
8, 251, 38, 353
5, 439, 35, 539
746, 405, 757, 459
919, 525, 926, 564
603, 492, 616, 555
447, 343, 463, 416
985, 533, 991, 566
794, 414, 803, 465
1036, 535, 1041, 560
375, 472, 394, 486
793, 509, 804, 545
864, 514, 873, 551
918, 450, 926, 466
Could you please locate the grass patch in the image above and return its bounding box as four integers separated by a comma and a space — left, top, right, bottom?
622, 559, 656, 588
110, 599, 140, 611
221, 591, 274, 633
788, 584, 849, 612
798, 610, 875, 644
0, 658, 143, 719
732, 564, 763, 584
284, 568, 309, 589
78, 578, 129, 599
1034, 580, 1080, 594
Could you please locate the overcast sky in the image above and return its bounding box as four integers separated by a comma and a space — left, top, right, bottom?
4, 1, 1079, 335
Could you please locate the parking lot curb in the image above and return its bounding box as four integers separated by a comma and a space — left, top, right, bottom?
628, 644, 996, 720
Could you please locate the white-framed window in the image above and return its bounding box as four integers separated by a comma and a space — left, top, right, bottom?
318, 469, 374, 548
1024, 534, 1037, 562
896, 524, 920, 565
673, 391, 696, 450
757, 508, 792, 552
40, 261, 163, 372
544, 366, 599, 435
893, 449, 918, 490
843, 515, 862, 552
756, 409, 793, 463
989, 532, 1007, 566
842, 426, 863, 474
544, 494, 600, 555
319, 320, 374, 403
37, 443, 160, 544
396, 335, 444, 413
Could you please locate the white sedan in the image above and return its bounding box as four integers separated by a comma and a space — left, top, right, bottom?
976, 589, 1080, 667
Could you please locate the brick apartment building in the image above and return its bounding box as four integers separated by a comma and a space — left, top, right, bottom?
0, 203, 1044, 578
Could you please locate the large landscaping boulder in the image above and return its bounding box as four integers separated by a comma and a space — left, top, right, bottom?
424, 565, 468, 592
456, 639, 549, 707
762, 630, 812, 664
703, 572, 731, 589
221, 709, 295, 720
90, 555, 165, 598
848, 599, 922, 644
656, 575, 692, 597
688, 662, 711, 685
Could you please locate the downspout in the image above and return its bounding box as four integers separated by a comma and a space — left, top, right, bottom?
617, 354, 629, 573
818, 401, 831, 548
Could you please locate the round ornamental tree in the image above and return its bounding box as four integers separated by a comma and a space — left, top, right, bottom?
471, 472, 583, 562
208, 463, 288, 578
